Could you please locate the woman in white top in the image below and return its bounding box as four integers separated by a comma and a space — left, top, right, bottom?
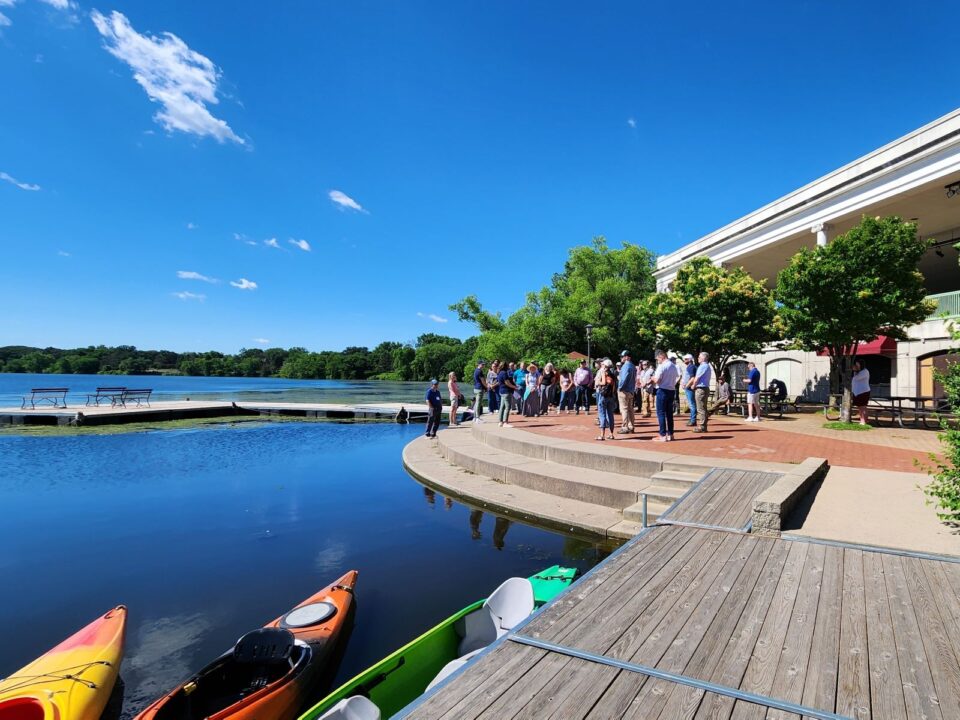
447, 372, 461, 425
851, 361, 870, 426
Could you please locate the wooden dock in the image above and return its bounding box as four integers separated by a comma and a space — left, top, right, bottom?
397, 470, 960, 720
657, 467, 783, 532
0, 400, 469, 426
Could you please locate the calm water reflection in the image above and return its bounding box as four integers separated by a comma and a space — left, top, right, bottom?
0, 421, 610, 718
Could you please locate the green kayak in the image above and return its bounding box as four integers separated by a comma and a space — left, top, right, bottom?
299, 565, 577, 720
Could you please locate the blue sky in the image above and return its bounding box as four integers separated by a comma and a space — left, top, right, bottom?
2, 1, 958, 353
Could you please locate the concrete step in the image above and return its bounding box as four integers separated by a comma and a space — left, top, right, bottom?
623, 498, 673, 524
437, 429, 662, 509
402, 436, 642, 541
649, 469, 704, 491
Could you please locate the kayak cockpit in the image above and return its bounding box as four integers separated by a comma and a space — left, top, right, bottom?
0, 697, 50, 720
150, 628, 310, 720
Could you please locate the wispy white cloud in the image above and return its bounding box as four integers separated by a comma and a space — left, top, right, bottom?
38, 0, 75, 9
230, 278, 257, 290
91, 10, 244, 144
57, 250, 71, 257
263, 238, 280, 249
0, 0, 13, 28
186, 221, 197, 230
173, 290, 205, 301
234, 232, 258, 246
252, 337, 270, 345
0, 171, 40, 191
627, 117, 637, 128
329, 190, 367, 214
289, 238, 310, 252
176, 270, 218, 283
417, 312, 448, 324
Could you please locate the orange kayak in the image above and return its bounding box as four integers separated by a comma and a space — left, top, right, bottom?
0, 605, 126, 720
135, 570, 358, 720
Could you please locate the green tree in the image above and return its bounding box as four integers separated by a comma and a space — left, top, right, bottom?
776, 215, 933, 421
635, 257, 779, 377
450, 236, 656, 370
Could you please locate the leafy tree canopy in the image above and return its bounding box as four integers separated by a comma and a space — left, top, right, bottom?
636, 256, 779, 376
450, 236, 657, 373
776, 215, 933, 357
776, 215, 934, 420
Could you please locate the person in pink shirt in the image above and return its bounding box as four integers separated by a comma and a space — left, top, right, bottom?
573, 359, 593, 415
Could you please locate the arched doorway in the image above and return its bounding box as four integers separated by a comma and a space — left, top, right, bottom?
918, 351, 960, 398
765, 358, 803, 398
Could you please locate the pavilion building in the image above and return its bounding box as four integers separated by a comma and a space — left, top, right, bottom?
654, 107, 960, 401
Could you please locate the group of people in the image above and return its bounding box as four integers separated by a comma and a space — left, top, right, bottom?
422, 352, 780, 441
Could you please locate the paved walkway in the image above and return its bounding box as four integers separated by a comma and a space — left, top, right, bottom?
787, 465, 960, 556
504, 409, 941, 473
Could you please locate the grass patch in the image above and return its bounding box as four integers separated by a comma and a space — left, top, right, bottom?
823, 421, 872, 431
0, 415, 366, 437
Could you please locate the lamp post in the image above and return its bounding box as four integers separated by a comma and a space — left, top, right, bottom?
585, 324, 594, 368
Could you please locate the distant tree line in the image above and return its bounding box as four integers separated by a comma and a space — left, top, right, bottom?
0, 334, 479, 382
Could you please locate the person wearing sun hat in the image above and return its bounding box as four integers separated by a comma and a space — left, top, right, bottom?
424, 378, 443, 438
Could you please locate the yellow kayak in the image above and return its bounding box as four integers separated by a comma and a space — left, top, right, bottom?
0, 605, 126, 720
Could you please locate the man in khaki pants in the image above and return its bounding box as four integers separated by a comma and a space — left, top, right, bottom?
617, 350, 637, 434
689, 351, 712, 433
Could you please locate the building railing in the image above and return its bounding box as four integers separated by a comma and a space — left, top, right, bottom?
927, 290, 960, 319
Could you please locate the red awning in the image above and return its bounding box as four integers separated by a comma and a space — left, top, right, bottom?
817, 336, 897, 357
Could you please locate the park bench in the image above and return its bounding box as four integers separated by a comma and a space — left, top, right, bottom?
21, 387, 69, 409
85, 386, 127, 407
117, 388, 152, 408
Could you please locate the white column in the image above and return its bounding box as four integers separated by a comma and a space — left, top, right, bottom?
811, 222, 832, 247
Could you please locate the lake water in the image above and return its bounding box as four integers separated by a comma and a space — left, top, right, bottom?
0, 416, 609, 718
0, 373, 442, 408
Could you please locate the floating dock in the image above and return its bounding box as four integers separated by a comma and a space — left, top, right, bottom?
397, 467, 960, 719
0, 400, 470, 426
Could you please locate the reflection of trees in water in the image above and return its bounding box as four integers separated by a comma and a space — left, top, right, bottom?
563, 536, 614, 564
469, 509, 483, 540
423, 487, 435, 506
493, 517, 511, 550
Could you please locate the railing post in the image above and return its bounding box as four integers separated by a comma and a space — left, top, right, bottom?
641, 493, 649, 529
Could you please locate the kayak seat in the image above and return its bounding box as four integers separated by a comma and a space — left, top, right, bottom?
425, 647, 484, 692
457, 577, 534, 656
233, 627, 296, 666
316, 695, 381, 720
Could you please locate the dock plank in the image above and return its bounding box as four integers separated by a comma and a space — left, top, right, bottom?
727, 541, 809, 720
914, 560, 960, 719
836, 548, 870, 720
863, 550, 908, 720
589, 534, 757, 718
882, 554, 943, 720
798, 544, 843, 718
763, 542, 826, 720
646, 535, 777, 719
691, 539, 792, 719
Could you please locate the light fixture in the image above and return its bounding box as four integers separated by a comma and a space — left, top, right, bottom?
946, 181, 960, 198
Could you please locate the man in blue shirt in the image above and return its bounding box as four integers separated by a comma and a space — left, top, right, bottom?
471, 360, 487, 422
617, 350, 637, 434
743, 361, 762, 422
652, 349, 679, 441
424, 379, 443, 437
496, 364, 517, 427
681, 353, 697, 426
690, 352, 713, 433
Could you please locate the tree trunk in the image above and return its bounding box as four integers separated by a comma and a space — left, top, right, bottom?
839, 355, 854, 423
